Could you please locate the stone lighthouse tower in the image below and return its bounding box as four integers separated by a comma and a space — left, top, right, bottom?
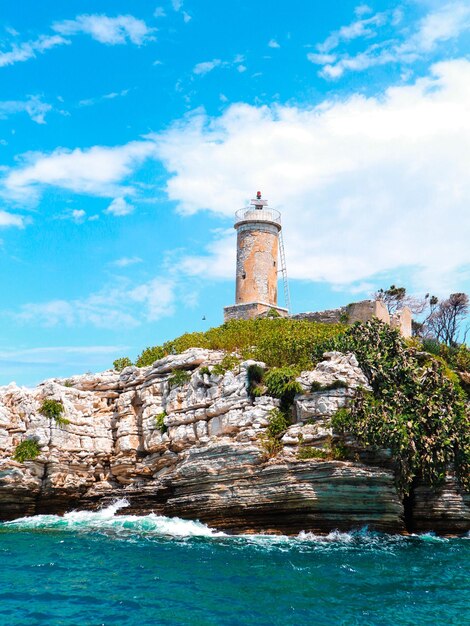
224, 192, 289, 321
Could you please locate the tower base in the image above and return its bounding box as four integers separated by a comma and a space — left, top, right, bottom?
223, 302, 289, 322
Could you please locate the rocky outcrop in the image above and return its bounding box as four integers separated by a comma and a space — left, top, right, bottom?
0, 349, 468, 534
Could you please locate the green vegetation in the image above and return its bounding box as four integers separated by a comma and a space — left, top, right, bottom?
297, 445, 329, 460
133, 318, 344, 369
246, 364, 303, 410
247, 364, 265, 399
13, 439, 41, 462
212, 354, 240, 377
259, 408, 289, 457
135, 346, 166, 368
155, 411, 167, 434
168, 369, 191, 389
39, 399, 70, 426
422, 339, 470, 374
264, 367, 303, 412
310, 380, 349, 392
297, 433, 349, 461
329, 319, 470, 494
110, 315, 469, 488
199, 366, 211, 376
113, 357, 133, 372
63, 379, 73, 388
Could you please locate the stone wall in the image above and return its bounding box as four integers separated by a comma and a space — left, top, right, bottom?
224, 302, 288, 322
291, 300, 413, 338
291, 308, 347, 324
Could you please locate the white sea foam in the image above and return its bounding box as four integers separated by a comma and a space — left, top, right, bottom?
1, 499, 225, 538
297, 529, 357, 543
1, 504, 463, 544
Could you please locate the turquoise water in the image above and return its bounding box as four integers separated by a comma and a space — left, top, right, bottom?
0, 501, 468, 626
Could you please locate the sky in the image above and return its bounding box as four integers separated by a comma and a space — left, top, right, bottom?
0, 0, 469, 385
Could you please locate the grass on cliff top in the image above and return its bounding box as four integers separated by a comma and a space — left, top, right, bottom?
131, 318, 346, 370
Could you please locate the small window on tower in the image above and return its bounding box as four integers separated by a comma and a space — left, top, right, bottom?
273, 261, 276, 267
242, 272, 246, 279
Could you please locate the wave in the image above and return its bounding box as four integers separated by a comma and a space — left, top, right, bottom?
0, 501, 464, 544
0, 499, 225, 538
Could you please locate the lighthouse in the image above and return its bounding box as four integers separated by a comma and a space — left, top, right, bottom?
223, 192, 289, 321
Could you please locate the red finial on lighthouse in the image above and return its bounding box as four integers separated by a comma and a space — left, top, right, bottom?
256, 191, 262, 200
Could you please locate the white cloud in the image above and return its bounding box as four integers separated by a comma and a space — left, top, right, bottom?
316, 11, 387, 54
268, 39, 280, 48
154, 7, 166, 18
128, 278, 176, 321
112, 256, 143, 267
306, 52, 336, 65
0, 344, 131, 384
0, 210, 24, 228
3, 139, 157, 203
0, 95, 52, 124
153, 59, 470, 292
106, 197, 134, 216
310, 2, 470, 78
0, 34, 70, 68
193, 55, 247, 76
193, 59, 222, 75
355, 4, 372, 18
0, 345, 127, 365
0, 13, 153, 70
58, 208, 98, 223
53, 14, 154, 45
182, 12, 192, 23
79, 89, 129, 107
174, 229, 235, 280
15, 277, 177, 328
172, 0, 183, 11
0, 345, 129, 386
71, 209, 86, 221
401, 1, 470, 53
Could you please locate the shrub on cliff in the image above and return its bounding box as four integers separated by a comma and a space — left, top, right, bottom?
247, 364, 265, 399
168, 369, 191, 389
259, 408, 289, 457
134, 319, 344, 369
422, 340, 470, 374
211, 354, 240, 376
39, 399, 70, 426
113, 357, 133, 372
135, 346, 166, 368
13, 439, 41, 462
330, 319, 470, 494
264, 367, 303, 412
155, 411, 167, 433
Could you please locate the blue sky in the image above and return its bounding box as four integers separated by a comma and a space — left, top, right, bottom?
0, 0, 469, 385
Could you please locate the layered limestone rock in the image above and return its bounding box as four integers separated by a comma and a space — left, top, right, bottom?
0, 349, 468, 534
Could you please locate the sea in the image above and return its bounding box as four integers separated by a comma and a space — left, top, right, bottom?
0, 500, 468, 626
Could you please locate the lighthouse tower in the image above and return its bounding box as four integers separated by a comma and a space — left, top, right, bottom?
223, 192, 289, 321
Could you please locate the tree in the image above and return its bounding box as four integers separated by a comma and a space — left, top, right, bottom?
375, 285, 406, 314
113, 357, 133, 371
424, 293, 469, 347
374, 285, 432, 315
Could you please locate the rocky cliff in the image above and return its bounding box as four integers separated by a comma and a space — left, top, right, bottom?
0, 349, 468, 534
